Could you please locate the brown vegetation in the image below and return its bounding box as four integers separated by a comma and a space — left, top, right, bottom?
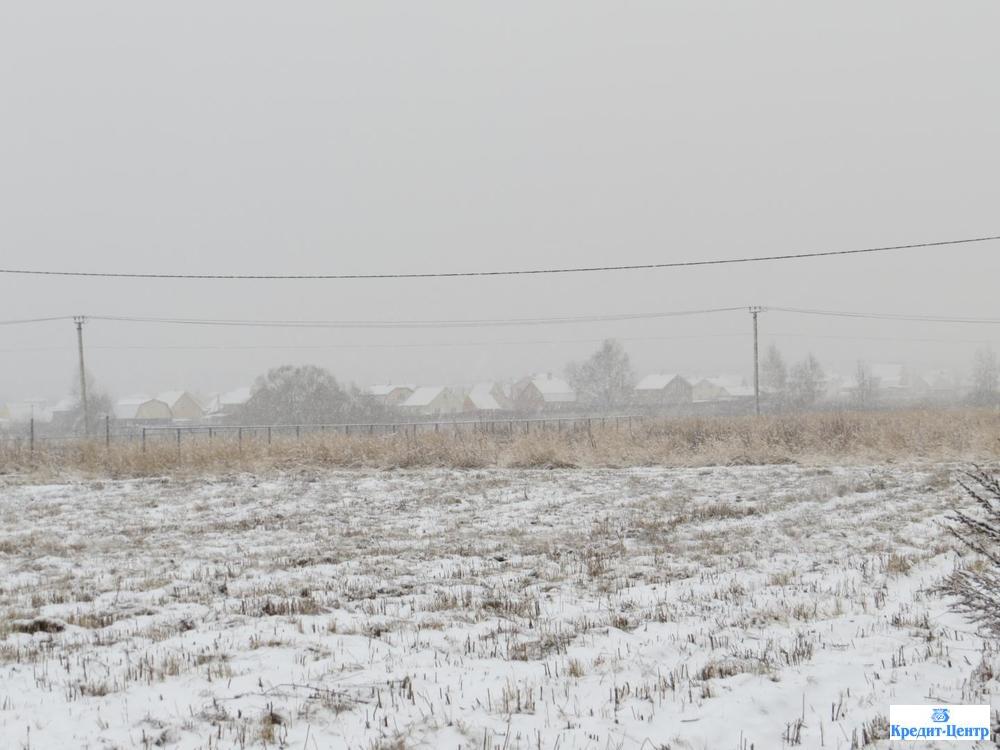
3, 408, 999, 479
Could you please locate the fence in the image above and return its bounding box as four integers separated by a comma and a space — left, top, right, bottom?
0, 414, 644, 455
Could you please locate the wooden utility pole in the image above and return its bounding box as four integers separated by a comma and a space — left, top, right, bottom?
749, 306, 765, 416
74, 316, 90, 435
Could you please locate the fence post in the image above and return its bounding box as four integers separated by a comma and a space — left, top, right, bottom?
142, 428, 146, 453
238, 427, 243, 453
29, 417, 34, 454
105, 415, 110, 449
296, 425, 301, 440
267, 426, 272, 446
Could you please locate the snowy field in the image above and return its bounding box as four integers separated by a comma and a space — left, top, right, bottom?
0, 464, 997, 749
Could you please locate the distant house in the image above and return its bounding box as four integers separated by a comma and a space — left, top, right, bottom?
634, 373, 692, 406
205, 387, 252, 417
220, 387, 252, 412
364, 384, 416, 407
114, 396, 172, 422
870, 363, 907, 392
866, 363, 926, 401
157, 391, 205, 421
692, 379, 726, 403
513, 374, 576, 412
0, 400, 53, 426
836, 363, 926, 403
920, 369, 958, 397
692, 376, 754, 403
464, 382, 509, 413
823, 373, 851, 401
400, 386, 465, 416
49, 396, 80, 431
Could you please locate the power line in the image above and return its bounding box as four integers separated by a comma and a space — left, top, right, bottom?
0, 315, 74, 326
6, 305, 1000, 331
766, 331, 997, 344
0, 331, 749, 355
88, 307, 743, 329
771, 307, 1000, 325
0, 234, 996, 280
7, 327, 996, 355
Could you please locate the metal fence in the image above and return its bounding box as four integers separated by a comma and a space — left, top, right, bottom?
1, 414, 644, 454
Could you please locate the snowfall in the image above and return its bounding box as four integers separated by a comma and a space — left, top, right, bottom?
0, 464, 997, 749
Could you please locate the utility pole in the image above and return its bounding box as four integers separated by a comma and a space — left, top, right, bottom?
74, 316, 90, 436
749, 306, 765, 416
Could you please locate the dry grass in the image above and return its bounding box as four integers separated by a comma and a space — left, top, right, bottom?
3, 408, 999, 479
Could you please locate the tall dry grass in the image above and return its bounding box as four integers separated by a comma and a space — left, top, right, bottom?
2, 408, 998, 479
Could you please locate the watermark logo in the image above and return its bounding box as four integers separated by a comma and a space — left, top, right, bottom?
890, 705, 990, 742
931, 708, 951, 723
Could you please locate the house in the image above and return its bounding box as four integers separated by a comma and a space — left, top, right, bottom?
0, 400, 53, 426
870, 363, 907, 392
156, 391, 205, 421
823, 373, 851, 402
400, 386, 465, 416
205, 386, 252, 416
49, 396, 80, 431
513, 374, 576, 412
866, 363, 927, 401
634, 373, 692, 406
920, 369, 957, 396
835, 363, 926, 403
463, 382, 509, 413
364, 384, 416, 407
113, 396, 172, 422
692, 376, 754, 403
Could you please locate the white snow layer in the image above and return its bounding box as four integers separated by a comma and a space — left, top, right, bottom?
0, 464, 996, 749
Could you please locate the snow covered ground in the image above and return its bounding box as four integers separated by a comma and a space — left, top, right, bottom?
0, 464, 997, 749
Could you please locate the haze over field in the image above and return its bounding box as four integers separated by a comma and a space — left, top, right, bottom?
1, 2, 999, 400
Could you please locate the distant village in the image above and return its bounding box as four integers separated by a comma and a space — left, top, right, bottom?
0, 362, 981, 434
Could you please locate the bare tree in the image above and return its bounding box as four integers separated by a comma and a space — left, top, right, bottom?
761, 344, 788, 408
943, 468, 1000, 635
242, 365, 358, 424
788, 353, 824, 408
970, 347, 998, 406
852, 360, 877, 409
67, 370, 113, 434
565, 339, 635, 411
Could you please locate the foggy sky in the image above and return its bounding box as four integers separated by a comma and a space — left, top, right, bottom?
2, 1, 999, 401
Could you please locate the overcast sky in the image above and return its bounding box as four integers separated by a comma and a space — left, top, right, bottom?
1, 1, 999, 401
